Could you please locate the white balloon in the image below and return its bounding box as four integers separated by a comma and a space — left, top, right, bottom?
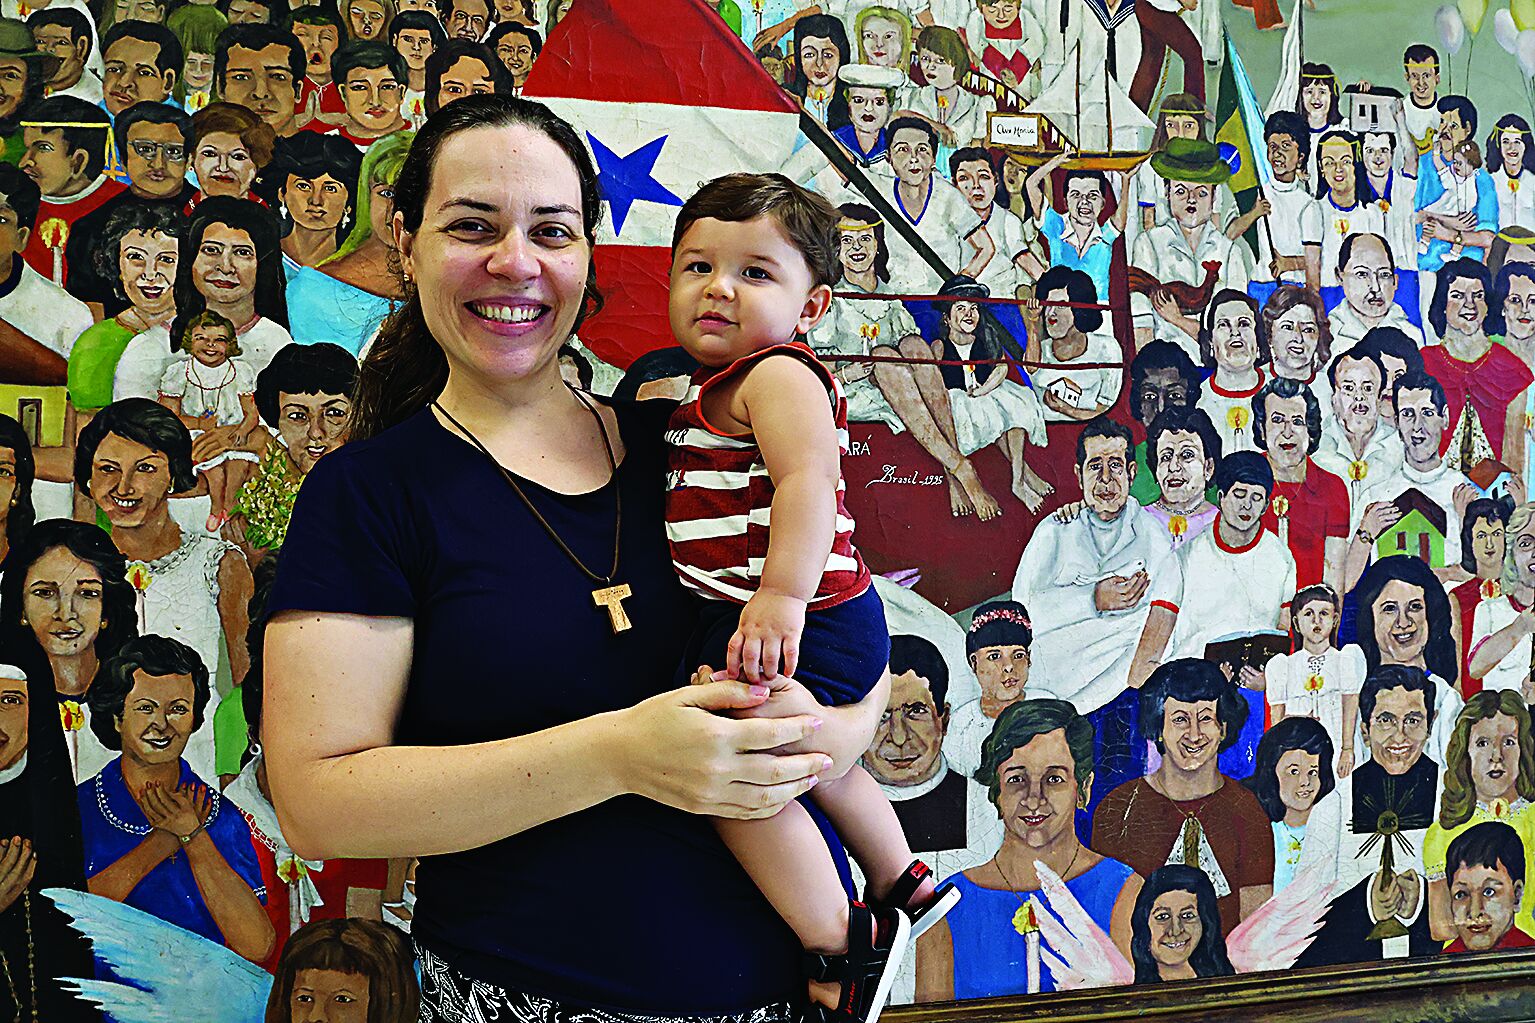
1497, 7, 1521, 52
1521, 28, 1535, 76
1437, 3, 1467, 54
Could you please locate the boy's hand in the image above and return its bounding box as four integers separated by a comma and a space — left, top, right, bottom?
728, 591, 807, 684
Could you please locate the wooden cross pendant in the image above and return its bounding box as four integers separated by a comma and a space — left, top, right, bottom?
592, 583, 634, 633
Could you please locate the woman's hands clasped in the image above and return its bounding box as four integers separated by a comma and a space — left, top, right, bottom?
615, 680, 831, 821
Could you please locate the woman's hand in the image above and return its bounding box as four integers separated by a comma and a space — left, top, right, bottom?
613, 680, 831, 820
142, 781, 211, 839
0, 838, 35, 915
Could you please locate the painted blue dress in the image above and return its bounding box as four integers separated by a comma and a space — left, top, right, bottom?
946, 855, 1136, 998
77, 757, 266, 945
285, 264, 395, 356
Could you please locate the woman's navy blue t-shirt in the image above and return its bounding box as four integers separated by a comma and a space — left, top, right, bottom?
266, 398, 816, 1013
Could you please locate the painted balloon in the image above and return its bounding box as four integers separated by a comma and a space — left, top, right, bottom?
1521, 28, 1535, 75
1437, 4, 1467, 54
1459, 0, 1486, 34
1497, 6, 1520, 51
1516, 0, 1535, 31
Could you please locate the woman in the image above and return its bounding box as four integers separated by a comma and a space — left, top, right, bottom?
914, 699, 1142, 999
1023, 265, 1120, 423
287, 131, 409, 355
1422, 257, 1533, 468
1450, 496, 1513, 695
230, 342, 357, 557
423, 39, 509, 117
1194, 289, 1268, 456
854, 5, 911, 70
0, 658, 97, 1023
1261, 285, 1333, 412
260, 133, 364, 273
895, 26, 991, 159
1129, 865, 1234, 983
265, 918, 419, 1023
1423, 691, 1535, 940
343, 0, 393, 40
113, 196, 294, 405
0, 414, 35, 576
168, 3, 227, 113
188, 102, 276, 206
77, 633, 274, 962
1243, 716, 1341, 893
262, 95, 884, 1019
931, 276, 1050, 512
1354, 554, 1466, 768
390, 10, 443, 126
0, 520, 138, 784
1315, 130, 1387, 311
487, 22, 539, 93
68, 204, 183, 446
74, 399, 253, 782
1488, 114, 1535, 235
785, 14, 849, 129
1296, 63, 1343, 183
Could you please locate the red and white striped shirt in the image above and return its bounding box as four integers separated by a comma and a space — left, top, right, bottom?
665, 342, 870, 609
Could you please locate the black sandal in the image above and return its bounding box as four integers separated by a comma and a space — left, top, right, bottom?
865, 860, 960, 942
802, 900, 910, 1023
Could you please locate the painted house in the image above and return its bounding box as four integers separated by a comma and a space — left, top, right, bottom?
1375, 487, 1449, 567
1468, 458, 1518, 502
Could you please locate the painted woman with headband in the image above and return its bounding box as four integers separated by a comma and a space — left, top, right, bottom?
1297, 63, 1344, 185
1487, 115, 1535, 235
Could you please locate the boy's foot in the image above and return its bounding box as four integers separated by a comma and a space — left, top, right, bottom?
804, 902, 909, 1023
869, 860, 962, 941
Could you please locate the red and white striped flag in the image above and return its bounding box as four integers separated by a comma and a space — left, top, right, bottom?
524, 0, 805, 367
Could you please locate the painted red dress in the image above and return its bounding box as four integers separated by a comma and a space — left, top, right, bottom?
1420, 343, 1533, 461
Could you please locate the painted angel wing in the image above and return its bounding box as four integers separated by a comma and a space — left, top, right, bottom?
1031, 860, 1135, 990
43, 887, 272, 1023
1225, 872, 1338, 974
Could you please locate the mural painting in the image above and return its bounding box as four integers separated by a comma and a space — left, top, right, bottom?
2, 0, 1535, 1017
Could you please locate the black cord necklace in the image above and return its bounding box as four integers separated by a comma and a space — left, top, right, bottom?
431, 389, 633, 632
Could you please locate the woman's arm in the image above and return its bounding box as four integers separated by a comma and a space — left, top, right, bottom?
972, 360, 1008, 397
264, 612, 831, 861
913, 917, 955, 1001
87, 831, 178, 900
1469, 607, 1535, 678
1110, 870, 1143, 960
162, 785, 274, 962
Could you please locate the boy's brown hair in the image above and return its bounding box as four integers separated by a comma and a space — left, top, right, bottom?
671, 172, 841, 289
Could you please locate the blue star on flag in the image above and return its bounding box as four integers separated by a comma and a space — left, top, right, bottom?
587, 132, 685, 236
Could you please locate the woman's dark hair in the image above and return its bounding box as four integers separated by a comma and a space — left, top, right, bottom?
1486, 115, 1535, 176
1197, 288, 1269, 370
88, 633, 211, 750
1493, 261, 1535, 334
255, 341, 358, 427
486, 20, 540, 66
1286, 582, 1339, 647
1354, 325, 1425, 378
1439, 690, 1535, 829
1264, 110, 1312, 164
1034, 264, 1104, 332
1140, 658, 1249, 754
834, 202, 888, 284
0, 414, 35, 558
1244, 716, 1336, 822
1312, 129, 1373, 204
787, 14, 850, 127
257, 131, 364, 246
74, 397, 198, 494
94, 201, 186, 303
1130, 340, 1203, 422
264, 917, 420, 1023
1250, 375, 1322, 455
1296, 62, 1342, 127
348, 94, 604, 441
1429, 257, 1497, 338
1355, 555, 1458, 683
0, 519, 138, 688
423, 39, 511, 117
1460, 496, 1513, 574
974, 698, 1094, 805
1130, 865, 1234, 983
169, 194, 289, 353
948, 146, 1003, 207
390, 8, 446, 48
966, 599, 1032, 656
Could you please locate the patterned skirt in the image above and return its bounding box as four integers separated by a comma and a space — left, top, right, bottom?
415, 943, 804, 1023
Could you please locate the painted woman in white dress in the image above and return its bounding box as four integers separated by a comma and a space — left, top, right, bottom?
74, 399, 254, 783
113, 196, 294, 406
930, 276, 1051, 511
1488, 115, 1535, 236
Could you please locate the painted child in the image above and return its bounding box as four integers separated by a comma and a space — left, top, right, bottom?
1263, 583, 1364, 778
665, 172, 958, 1022
156, 310, 261, 532
1442, 821, 1535, 952
943, 599, 1035, 778
1419, 141, 1482, 260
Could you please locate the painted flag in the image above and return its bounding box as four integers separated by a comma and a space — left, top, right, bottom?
523, 0, 803, 367
1265, 0, 1305, 116
1214, 31, 1265, 239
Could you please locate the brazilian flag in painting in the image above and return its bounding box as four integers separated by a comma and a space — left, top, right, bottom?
1213, 32, 1271, 254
